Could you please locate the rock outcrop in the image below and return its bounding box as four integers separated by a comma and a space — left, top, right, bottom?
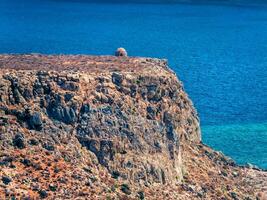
0, 54, 266, 199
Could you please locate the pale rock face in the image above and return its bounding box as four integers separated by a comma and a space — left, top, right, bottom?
0, 55, 265, 199
0, 54, 200, 185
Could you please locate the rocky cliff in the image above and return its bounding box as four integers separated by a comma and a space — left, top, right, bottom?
0, 54, 266, 200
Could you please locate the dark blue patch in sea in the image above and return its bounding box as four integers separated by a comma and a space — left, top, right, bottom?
0, 0, 266, 168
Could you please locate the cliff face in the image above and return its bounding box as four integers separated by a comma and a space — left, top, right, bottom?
0, 54, 266, 200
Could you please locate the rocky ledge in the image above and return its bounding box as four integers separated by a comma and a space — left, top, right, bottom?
0, 54, 266, 200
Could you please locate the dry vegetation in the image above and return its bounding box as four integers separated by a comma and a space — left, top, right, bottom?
0, 54, 266, 199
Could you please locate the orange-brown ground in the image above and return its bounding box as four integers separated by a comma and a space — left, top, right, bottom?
0, 54, 266, 200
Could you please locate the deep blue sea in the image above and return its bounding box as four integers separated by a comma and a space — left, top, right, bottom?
0, 0, 266, 168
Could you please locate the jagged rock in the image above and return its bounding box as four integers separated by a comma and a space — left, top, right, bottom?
138, 191, 145, 200
47, 104, 77, 124
2, 176, 12, 185
38, 190, 48, 198
43, 143, 55, 151
146, 106, 157, 120
64, 93, 74, 102
163, 111, 173, 124
60, 81, 79, 91
80, 104, 90, 114
166, 124, 178, 142
111, 170, 120, 179
121, 183, 131, 195
49, 184, 57, 192
13, 133, 26, 149
112, 72, 123, 86
29, 138, 39, 146
28, 112, 43, 130
0, 54, 265, 200
23, 88, 33, 100
230, 192, 239, 200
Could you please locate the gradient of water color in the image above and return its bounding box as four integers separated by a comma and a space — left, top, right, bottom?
0, 0, 266, 168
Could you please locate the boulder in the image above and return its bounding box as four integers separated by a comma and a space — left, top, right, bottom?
13, 133, 26, 149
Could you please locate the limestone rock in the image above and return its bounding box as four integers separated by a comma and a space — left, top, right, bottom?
0, 54, 265, 199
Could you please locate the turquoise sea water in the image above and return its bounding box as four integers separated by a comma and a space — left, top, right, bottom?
0, 0, 266, 168
202, 122, 267, 168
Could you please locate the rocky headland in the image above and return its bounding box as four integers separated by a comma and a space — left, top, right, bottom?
0, 54, 266, 199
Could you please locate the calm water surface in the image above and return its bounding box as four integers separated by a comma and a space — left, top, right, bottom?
0, 0, 266, 168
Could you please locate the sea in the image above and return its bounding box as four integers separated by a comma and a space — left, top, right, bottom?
0, 0, 266, 169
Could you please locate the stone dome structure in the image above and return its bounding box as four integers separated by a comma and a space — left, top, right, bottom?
115, 47, 127, 57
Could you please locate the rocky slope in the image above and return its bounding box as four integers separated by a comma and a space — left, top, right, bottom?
0, 54, 266, 200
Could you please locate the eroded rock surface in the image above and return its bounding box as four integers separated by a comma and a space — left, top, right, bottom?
0, 54, 266, 199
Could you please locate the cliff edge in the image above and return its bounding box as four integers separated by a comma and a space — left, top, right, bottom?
0, 54, 266, 199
